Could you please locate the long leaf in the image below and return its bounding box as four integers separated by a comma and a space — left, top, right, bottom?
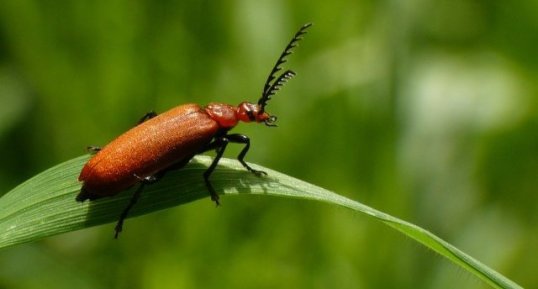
0, 155, 522, 289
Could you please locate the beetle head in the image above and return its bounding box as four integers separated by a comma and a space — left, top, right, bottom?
237, 102, 277, 127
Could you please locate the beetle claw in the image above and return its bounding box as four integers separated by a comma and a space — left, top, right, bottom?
211, 194, 220, 206
251, 169, 267, 177
114, 224, 122, 239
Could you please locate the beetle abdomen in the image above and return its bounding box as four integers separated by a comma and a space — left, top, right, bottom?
78, 103, 219, 200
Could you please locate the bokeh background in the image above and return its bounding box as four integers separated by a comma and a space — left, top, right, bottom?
0, 1, 536, 288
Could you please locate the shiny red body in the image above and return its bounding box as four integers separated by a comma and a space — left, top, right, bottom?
78, 102, 268, 200
76, 23, 311, 237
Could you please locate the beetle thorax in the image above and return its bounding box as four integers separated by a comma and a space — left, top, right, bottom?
205, 103, 239, 128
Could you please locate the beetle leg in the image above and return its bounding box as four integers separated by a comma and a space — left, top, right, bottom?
86, 146, 101, 154
134, 173, 158, 183
137, 111, 158, 124
203, 137, 229, 205
76, 185, 96, 202
114, 174, 157, 238
227, 134, 267, 177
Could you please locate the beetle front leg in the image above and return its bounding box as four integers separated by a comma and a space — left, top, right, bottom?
202, 137, 229, 205
227, 134, 267, 177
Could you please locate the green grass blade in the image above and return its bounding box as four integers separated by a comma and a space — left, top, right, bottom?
0, 155, 522, 289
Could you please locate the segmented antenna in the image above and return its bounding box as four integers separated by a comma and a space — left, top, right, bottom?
263, 70, 296, 101
258, 23, 312, 111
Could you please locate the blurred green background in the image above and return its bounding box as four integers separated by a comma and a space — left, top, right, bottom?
0, 0, 536, 288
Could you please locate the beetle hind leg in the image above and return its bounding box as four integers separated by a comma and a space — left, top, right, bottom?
86, 146, 102, 154
114, 174, 158, 238
76, 185, 100, 202
137, 111, 158, 125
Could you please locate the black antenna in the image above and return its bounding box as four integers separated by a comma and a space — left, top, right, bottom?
258, 23, 312, 111
264, 70, 296, 101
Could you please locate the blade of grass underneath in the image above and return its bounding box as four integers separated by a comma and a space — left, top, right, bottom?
0, 155, 522, 289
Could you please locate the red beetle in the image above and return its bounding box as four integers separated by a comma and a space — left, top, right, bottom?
77, 23, 312, 237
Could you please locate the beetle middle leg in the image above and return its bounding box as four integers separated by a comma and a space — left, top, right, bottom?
202, 137, 231, 205
114, 174, 158, 238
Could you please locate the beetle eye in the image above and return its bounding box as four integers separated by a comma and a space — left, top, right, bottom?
264, 115, 278, 127
246, 109, 256, 121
